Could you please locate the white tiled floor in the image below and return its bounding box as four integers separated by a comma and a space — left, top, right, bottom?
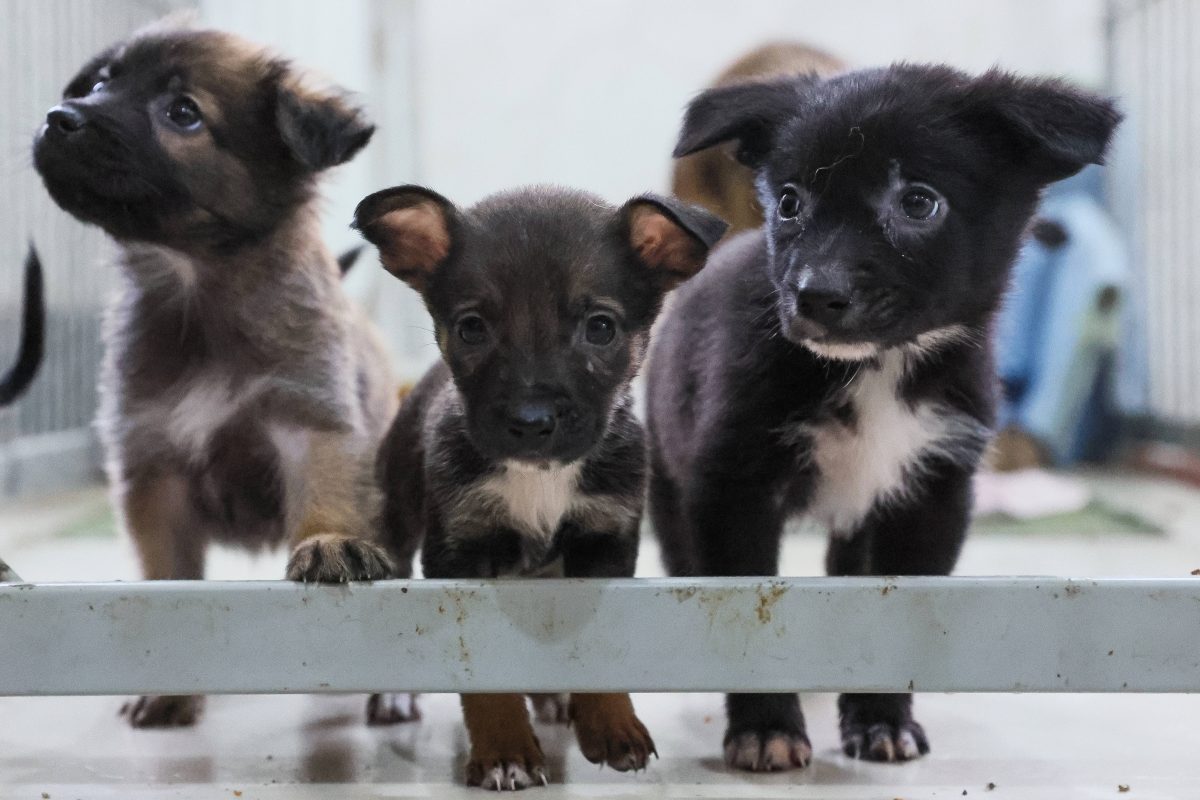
2, 474, 1200, 799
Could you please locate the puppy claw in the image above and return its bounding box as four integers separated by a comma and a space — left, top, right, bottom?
841, 719, 929, 763
121, 694, 204, 728
286, 534, 394, 583
471, 760, 544, 791
724, 729, 812, 772
366, 692, 420, 725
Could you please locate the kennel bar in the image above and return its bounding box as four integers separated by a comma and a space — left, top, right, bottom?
1, 577, 1197, 696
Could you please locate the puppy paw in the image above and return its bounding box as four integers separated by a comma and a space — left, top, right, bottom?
841, 719, 929, 762
121, 694, 204, 728
529, 693, 570, 725
286, 534, 394, 583
838, 693, 929, 762
367, 692, 421, 725
723, 729, 812, 772
466, 744, 548, 790
570, 694, 657, 772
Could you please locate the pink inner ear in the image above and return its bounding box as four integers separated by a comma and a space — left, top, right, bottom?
629, 206, 700, 279
375, 203, 450, 284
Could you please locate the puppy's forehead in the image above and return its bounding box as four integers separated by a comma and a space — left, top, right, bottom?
455, 189, 624, 304
772, 68, 987, 188
99, 31, 267, 94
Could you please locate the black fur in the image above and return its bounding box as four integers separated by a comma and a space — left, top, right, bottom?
358, 186, 724, 580
0, 247, 45, 406
649, 64, 1119, 768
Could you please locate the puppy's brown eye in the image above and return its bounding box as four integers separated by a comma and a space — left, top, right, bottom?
457, 315, 488, 346
778, 187, 802, 221
584, 314, 616, 346
166, 96, 202, 130
901, 189, 939, 220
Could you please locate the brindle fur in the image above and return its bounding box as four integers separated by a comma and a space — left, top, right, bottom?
33, 24, 407, 728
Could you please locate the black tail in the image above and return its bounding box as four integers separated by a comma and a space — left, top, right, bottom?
337, 244, 365, 276
0, 246, 45, 406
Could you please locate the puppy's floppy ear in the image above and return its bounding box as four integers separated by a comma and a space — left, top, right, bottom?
620, 194, 727, 289
353, 185, 456, 291
673, 75, 814, 168
276, 81, 375, 171
958, 70, 1122, 182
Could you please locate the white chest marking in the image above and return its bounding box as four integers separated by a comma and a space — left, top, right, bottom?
801, 351, 980, 535
479, 461, 582, 541
165, 374, 267, 455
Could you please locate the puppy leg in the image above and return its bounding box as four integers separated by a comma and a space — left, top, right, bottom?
558, 529, 656, 770
285, 432, 395, 583
461, 694, 547, 790
118, 473, 207, 728
826, 464, 972, 762
690, 485, 811, 772
569, 693, 657, 772
280, 432, 416, 725
528, 693, 570, 724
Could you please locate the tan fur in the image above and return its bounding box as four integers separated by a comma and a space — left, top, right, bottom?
374, 204, 451, 288
461, 694, 547, 789
629, 205, 704, 286
569, 693, 657, 771
671, 42, 846, 237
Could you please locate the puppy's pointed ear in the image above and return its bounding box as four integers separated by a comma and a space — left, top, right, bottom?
353, 185, 456, 291
621, 194, 727, 290
958, 70, 1122, 183
673, 75, 814, 168
276, 82, 375, 171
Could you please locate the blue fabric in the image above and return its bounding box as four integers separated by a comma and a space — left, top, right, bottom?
994, 188, 1131, 464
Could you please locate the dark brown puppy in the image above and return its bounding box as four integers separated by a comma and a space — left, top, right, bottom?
32, 25, 411, 727
672, 41, 845, 238
355, 185, 726, 790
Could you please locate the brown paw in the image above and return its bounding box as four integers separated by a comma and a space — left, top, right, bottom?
529, 693, 570, 725
724, 729, 812, 772
466, 743, 548, 790
286, 534, 395, 583
367, 692, 421, 725
121, 694, 204, 728
570, 694, 657, 772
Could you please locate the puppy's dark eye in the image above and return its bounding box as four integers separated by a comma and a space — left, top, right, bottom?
166, 96, 202, 130
584, 314, 616, 346
900, 189, 939, 220
90, 81, 106, 94
778, 187, 803, 221
457, 315, 488, 346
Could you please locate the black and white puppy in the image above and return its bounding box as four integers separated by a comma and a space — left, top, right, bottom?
647, 65, 1120, 771
355, 184, 725, 789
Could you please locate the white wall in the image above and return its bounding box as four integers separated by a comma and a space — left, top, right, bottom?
410, 0, 1108, 205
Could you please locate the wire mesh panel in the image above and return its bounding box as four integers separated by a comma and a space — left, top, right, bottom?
1109, 0, 1200, 424
0, 0, 190, 498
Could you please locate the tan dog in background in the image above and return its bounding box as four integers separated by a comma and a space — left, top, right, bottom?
671, 42, 845, 237
33, 24, 411, 728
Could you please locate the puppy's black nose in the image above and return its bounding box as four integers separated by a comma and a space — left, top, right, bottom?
506, 401, 556, 441
795, 288, 851, 327
47, 105, 87, 134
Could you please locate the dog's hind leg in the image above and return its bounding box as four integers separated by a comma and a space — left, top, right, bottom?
826, 462, 972, 762
117, 472, 207, 728
461, 694, 547, 789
